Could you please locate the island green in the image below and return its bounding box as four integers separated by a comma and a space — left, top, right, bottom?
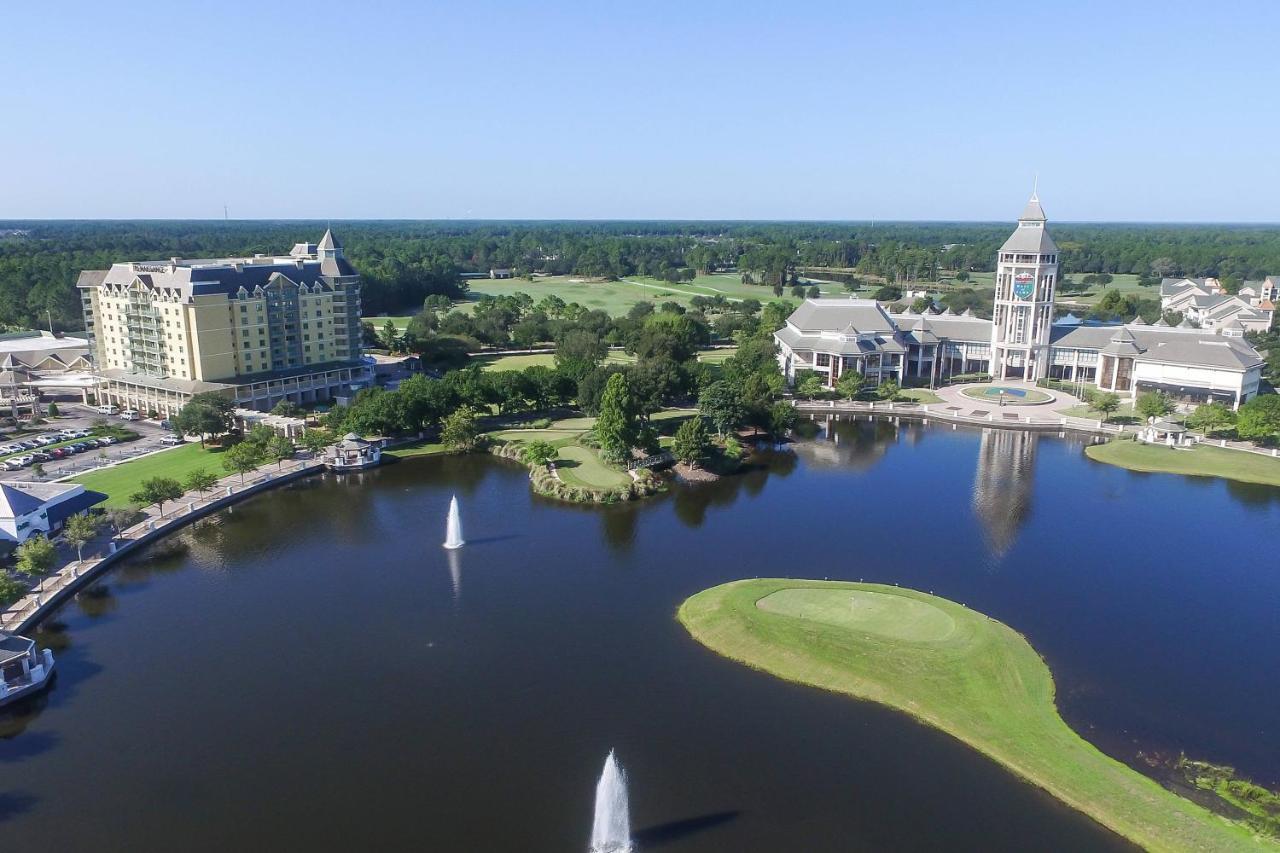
678, 579, 1273, 852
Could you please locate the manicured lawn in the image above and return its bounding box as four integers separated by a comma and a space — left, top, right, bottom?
957, 272, 1149, 307
898, 388, 943, 404
71, 443, 226, 507
1086, 439, 1280, 487
363, 315, 413, 330
382, 440, 447, 459
1056, 402, 1171, 423
679, 579, 1270, 852
553, 444, 631, 489
696, 347, 738, 364
473, 350, 635, 372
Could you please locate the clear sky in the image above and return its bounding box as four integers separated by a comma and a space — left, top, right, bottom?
3, 0, 1277, 222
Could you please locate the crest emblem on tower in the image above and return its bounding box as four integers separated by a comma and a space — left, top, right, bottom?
1013, 272, 1034, 300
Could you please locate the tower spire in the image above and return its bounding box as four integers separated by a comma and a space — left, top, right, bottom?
1032, 173, 1039, 201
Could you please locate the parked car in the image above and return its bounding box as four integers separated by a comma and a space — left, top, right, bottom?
48, 448, 67, 459
119, 410, 140, 421
2, 459, 25, 471
33, 436, 58, 446
11, 455, 34, 467
159, 420, 173, 430
159, 435, 184, 446
30, 452, 51, 463
0, 444, 21, 455
98, 435, 119, 445
18, 440, 39, 450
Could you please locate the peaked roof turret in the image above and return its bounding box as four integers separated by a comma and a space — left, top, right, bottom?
1018, 192, 1047, 222
1130, 315, 1149, 326
318, 228, 339, 250
1152, 316, 1170, 327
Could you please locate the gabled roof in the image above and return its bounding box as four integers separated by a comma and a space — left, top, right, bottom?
318, 229, 339, 250
785, 299, 896, 334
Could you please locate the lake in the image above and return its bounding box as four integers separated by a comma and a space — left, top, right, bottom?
3, 416, 1277, 851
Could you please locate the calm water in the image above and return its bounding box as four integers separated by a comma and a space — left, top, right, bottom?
3, 417, 1278, 852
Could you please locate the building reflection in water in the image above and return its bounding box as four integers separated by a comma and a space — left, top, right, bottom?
972, 427, 1038, 561
791, 414, 898, 471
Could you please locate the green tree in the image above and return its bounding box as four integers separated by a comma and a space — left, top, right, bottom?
836, 370, 865, 400
174, 395, 232, 447
441, 405, 481, 452
15, 534, 56, 576
1185, 402, 1236, 435
0, 575, 28, 606
379, 320, 401, 351
796, 372, 826, 398
768, 401, 797, 437
554, 329, 607, 380
222, 442, 263, 484
1135, 391, 1174, 421
63, 513, 101, 561
131, 476, 185, 516
1090, 392, 1121, 422
266, 435, 295, 468
184, 468, 219, 497
876, 379, 901, 401
594, 372, 639, 463
271, 399, 304, 418
519, 440, 559, 467
47, 402, 59, 417
672, 415, 710, 467
300, 430, 331, 455
30, 462, 45, 480
1235, 395, 1280, 442
106, 507, 143, 538
698, 379, 745, 437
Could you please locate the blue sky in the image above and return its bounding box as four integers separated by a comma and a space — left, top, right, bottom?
3, 0, 1278, 221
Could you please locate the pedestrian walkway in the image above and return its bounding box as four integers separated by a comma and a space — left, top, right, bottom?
1, 454, 324, 633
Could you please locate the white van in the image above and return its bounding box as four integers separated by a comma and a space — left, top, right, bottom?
120, 409, 141, 421
96, 404, 119, 415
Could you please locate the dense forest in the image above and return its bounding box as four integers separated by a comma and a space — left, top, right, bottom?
2, 220, 1280, 331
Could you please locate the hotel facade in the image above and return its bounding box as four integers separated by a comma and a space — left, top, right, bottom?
775, 197, 1268, 408
77, 230, 372, 417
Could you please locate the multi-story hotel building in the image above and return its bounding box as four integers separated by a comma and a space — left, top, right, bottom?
775, 196, 1267, 408
77, 230, 372, 417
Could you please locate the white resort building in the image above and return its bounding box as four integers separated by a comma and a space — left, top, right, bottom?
76, 230, 373, 418
775, 195, 1268, 408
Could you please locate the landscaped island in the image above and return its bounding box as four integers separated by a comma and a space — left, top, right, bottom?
678, 579, 1274, 851
1086, 439, 1280, 488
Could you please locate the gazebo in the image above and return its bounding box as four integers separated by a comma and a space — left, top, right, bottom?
1138, 418, 1191, 447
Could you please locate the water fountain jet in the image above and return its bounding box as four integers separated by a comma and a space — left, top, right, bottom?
443, 495, 464, 549
589, 750, 632, 853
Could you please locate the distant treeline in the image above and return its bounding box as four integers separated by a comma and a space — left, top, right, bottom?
2, 220, 1279, 331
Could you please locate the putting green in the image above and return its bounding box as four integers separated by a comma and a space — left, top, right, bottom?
757, 588, 956, 642
679, 580, 1272, 852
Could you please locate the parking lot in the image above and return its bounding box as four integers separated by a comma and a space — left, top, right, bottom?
0, 403, 179, 483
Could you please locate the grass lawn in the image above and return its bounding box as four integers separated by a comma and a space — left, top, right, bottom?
898, 388, 943, 404
553, 444, 631, 489
679, 579, 1271, 852
1056, 402, 1167, 424
363, 315, 413, 330
956, 272, 1150, 307
71, 443, 226, 507
1086, 440, 1280, 487
696, 347, 738, 365
472, 350, 635, 372
382, 440, 447, 460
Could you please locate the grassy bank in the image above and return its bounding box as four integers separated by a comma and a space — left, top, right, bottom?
70, 443, 224, 506
1086, 440, 1280, 487
678, 579, 1272, 852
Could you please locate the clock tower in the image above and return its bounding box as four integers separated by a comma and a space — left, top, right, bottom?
990, 193, 1058, 380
